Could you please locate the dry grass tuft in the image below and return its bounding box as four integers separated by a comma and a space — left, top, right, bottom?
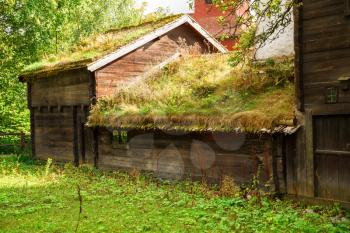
219, 176, 240, 197
88, 54, 295, 132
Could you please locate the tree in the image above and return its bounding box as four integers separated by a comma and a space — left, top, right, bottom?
0, 0, 142, 135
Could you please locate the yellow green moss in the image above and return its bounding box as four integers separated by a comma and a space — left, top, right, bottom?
88, 54, 295, 132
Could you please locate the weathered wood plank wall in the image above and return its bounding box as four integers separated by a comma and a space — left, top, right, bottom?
302, 0, 350, 108
34, 107, 74, 161
292, 0, 350, 203
29, 69, 92, 161
31, 69, 90, 107
97, 129, 286, 190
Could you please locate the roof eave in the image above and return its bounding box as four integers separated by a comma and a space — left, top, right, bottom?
19, 60, 90, 82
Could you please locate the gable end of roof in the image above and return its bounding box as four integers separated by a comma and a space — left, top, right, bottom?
87, 15, 228, 72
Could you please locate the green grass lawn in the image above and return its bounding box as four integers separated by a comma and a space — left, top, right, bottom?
0, 156, 349, 233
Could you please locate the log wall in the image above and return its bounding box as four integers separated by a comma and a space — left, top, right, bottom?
32, 106, 94, 163
28, 68, 92, 162
98, 128, 287, 190
31, 69, 90, 107
301, 0, 350, 108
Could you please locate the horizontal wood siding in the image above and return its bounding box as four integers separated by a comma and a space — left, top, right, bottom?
33, 106, 92, 163
31, 69, 90, 107
98, 129, 285, 189
302, 0, 350, 108
34, 107, 74, 161
292, 1, 350, 204
95, 24, 213, 98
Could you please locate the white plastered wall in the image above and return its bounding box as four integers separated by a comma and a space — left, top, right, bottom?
255, 0, 294, 60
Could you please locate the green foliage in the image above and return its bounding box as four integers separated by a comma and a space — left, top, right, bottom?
0, 0, 143, 152
0, 156, 349, 232
89, 54, 295, 132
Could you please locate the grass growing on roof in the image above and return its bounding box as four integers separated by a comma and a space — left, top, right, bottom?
21, 15, 182, 75
88, 55, 295, 132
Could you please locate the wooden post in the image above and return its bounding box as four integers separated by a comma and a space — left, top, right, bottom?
305, 109, 315, 197
80, 123, 86, 164
271, 135, 280, 193
93, 128, 99, 168
73, 106, 79, 166
89, 72, 97, 105
28, 83, 36, 158
294, 1, 305, 112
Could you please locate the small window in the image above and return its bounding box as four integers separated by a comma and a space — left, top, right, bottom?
113, 129, 128, 144
205, 0, 213, 4
112, 129, 129, 149
325, 87, 338, 104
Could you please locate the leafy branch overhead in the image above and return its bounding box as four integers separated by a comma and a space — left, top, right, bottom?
210, 0, 301, 63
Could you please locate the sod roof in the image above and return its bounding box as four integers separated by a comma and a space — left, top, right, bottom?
20, 15, 183, 77
88, 54, 296, 133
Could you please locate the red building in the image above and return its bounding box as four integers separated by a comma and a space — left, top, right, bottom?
191, 0, 238, 50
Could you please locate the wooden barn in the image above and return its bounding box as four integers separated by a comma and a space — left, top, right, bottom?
87, 54, 297, 189
19, 15, 227, 165
290, 0, 350, 204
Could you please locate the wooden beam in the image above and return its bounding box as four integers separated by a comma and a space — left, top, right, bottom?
294, 1, 305, 112
305, 109, 314, 197
88, 71, 96, 105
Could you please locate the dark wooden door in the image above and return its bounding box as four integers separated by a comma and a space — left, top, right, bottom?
314, 115, 350, 202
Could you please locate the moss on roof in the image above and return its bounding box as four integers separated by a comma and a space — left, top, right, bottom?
88, 54, 295, 132
21, 15, 183, 77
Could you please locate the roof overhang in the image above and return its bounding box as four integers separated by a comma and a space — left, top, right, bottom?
87, 15, 228, 72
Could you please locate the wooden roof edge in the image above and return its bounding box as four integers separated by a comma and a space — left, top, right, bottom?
87, 124, 301, 135
87, 15, 228, 72
19, 59, 91, 82
87, 117, 300, 135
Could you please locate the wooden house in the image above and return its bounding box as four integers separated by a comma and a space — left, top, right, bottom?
290, 0, 350, 204
87, 55, 298, 190
19, 15, 227, 165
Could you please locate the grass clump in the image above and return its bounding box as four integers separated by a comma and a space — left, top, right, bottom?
0, 156, 349, 233
21, 15, 182, 75
88, 55, 295, 132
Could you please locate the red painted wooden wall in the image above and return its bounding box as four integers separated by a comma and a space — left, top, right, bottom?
191, 0, 237, 50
